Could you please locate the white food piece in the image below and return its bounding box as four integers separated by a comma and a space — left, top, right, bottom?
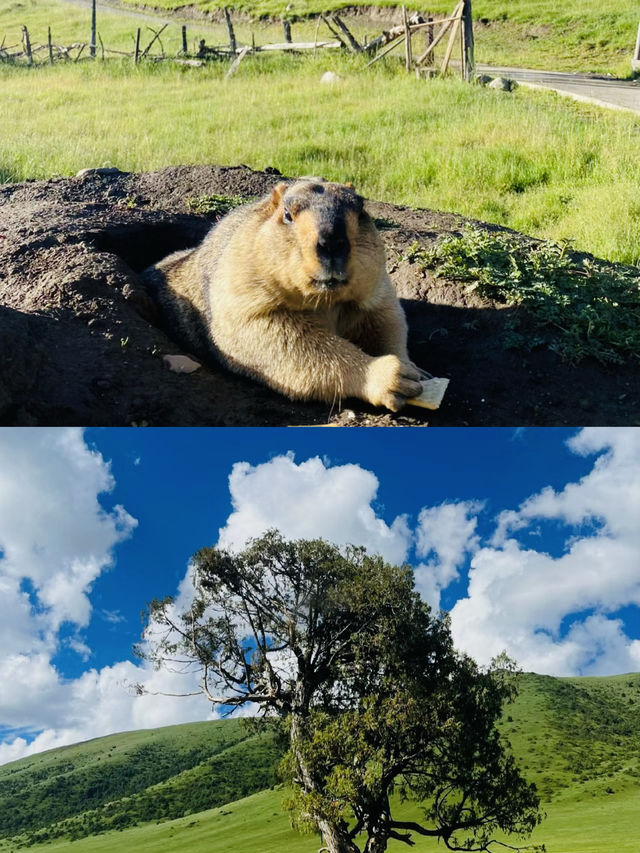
163, 354, 202, 374
407, 377, 449, 410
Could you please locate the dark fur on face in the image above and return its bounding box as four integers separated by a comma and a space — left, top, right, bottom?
277, 180, 366, 291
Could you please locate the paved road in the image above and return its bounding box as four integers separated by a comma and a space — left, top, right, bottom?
478, 65, 640, 114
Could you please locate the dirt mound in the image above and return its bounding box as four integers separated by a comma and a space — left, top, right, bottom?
0, 164, 636, 426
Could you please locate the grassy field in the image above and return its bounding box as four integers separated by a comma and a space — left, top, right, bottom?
0, 673, 637, 853
0, 47, 638, 265
3, 775, 636, 853
2, 0, 635, 75
104, 0, 636, 77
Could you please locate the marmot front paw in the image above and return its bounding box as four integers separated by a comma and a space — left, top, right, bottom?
363, 355, 423, 412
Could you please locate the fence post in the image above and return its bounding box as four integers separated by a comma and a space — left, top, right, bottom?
402, 6, 412, 72
283, 19, 292, 43
224, 7, 237, 53
633, 17, 640, 72
48, 26, 53, 64
22, 25, 33, 65
90, 0, 96, 58
424, 14, 434, 66
462, 0, 474, 81
181, 24, 188, 55
134, 27, 141, 64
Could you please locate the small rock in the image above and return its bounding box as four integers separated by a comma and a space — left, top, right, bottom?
475, 73, 493, 86
488, 77, 518, 92
75, 167, 122, 179
163, 354, 202, 374
320, 71, 342, 84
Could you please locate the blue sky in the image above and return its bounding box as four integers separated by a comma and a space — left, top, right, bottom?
79, 427, 593, 674
0, 427, 637, 762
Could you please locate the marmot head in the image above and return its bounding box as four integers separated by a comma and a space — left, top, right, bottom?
264, 179, 379, 299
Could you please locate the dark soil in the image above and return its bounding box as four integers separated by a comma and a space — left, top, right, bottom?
1, 164, 637, 426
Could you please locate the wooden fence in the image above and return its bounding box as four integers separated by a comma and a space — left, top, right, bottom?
0, 2, 474, 80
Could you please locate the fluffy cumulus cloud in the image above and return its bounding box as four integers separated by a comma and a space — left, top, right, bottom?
413, 500, 483, 610
0, 448, 413, 765
0, 429, 139, 763
1, 431, 638, 766
0, 658, 218, 765
218, 454, 412, 564
0, 429, 136, 649
450, 428, 640, 676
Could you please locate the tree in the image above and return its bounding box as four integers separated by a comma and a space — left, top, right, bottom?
140, 531, 543, 853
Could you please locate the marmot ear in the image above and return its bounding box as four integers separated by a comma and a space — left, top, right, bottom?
269, 183, 288, 210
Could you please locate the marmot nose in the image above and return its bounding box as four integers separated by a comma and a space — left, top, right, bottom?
317, 232, 349, 263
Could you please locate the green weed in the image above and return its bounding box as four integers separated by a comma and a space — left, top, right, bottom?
410, 227, 640, 364
185, 193, 251, 216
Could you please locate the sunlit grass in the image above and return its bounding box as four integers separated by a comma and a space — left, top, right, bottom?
1, 54, 637, 264
109, 0, 635, 76
1, 0, 634, 75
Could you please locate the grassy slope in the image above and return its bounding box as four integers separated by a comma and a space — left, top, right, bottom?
110, 0, 635, 76
0, 673, 637, 853
0, 52, 637, 265
0, 719, 279, 841
6, 786, 635, 853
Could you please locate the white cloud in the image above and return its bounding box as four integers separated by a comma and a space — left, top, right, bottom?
0, 450, 414, 766
0, 429, 137, 645
413, 501, 483, 610
218, 454, 412, 564
1, 433, 637, 767
0, 659, 218, 765
0, 429, 138, 762
450, 428, 640, 676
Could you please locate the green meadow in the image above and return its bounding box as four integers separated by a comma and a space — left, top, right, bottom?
7, 785, 634, 853
107, 0, 635, 76
0, 673, 637, 853
1, 49, 638, 265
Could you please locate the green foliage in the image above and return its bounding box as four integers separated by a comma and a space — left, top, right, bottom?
0, 720, 279, 846
185, 194, 251, 216
409, 227, 640, 364
0, 674, 637, 853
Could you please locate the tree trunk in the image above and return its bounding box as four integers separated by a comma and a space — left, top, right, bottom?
363, 838, 388, 853
318, 819, 361, 853
289, 712, 360, 853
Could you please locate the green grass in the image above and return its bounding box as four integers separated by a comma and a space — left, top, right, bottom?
2, 775, 636, 853
0, 673, 637, 853
410, 227, 640, 364
0, 52, 638, 264
0, 719, 279, 843
107, 0, 635, 76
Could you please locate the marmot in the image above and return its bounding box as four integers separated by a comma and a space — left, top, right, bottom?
142, 179, 423, 411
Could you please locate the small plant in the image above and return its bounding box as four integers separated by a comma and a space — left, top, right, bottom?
185, 194, 250, 217
408, 227, 640, 365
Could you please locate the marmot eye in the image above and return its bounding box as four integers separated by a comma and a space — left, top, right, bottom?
283, 209, 293, 224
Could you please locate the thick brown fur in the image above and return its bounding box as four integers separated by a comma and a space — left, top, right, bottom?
142, 179, 422, 411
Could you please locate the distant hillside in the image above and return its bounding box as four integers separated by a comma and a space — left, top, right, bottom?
0, 720, 281, 846
0, 673, 637, 851
499, 672, 639, 802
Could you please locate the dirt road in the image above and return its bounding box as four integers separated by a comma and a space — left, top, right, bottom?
478, 65, 640, 114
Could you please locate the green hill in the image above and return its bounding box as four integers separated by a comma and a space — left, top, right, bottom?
0, 673, 637, 852
0, 719, 280, 846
